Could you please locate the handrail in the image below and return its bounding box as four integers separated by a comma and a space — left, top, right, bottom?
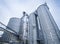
0, 27, 19, 36
0, 21, 18, 35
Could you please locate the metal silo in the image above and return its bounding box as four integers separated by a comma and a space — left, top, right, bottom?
7, 17, 20, 34
28, 13, 37, 44
28, 12, 44, 44
37, 3, 60, 44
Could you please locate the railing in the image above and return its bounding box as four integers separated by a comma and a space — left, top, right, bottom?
0, 22, 19, 43
0, 21, 19, 38
0, 22, 18, 35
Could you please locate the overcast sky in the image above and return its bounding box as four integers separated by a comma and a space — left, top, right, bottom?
0, 0, 60, 29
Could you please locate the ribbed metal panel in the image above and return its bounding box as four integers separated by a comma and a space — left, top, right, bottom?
37, 3, 60, 44
7, 17, 20, 34
28, 13, 37, 44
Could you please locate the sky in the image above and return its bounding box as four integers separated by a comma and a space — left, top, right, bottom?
0, 0, 60, 29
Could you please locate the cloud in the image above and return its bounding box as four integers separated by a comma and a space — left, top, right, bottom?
0, 0, 60, 29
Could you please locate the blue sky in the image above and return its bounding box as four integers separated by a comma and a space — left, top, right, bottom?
0, 0, 60, 29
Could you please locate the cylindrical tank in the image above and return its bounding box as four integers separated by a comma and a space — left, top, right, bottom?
37, 3, 60, 44
7, 17, 20, 34
28, 13, 37, 44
